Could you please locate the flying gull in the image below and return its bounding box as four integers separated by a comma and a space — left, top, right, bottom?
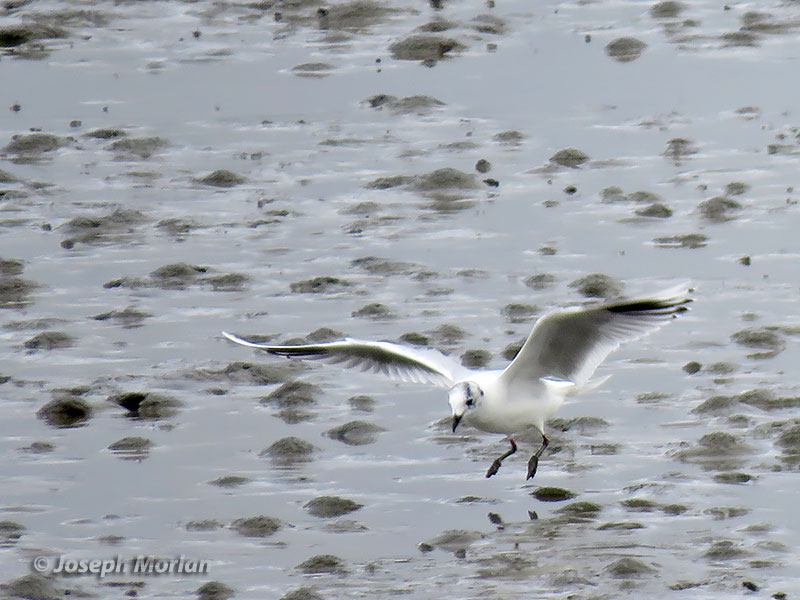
223, 285, 691, 480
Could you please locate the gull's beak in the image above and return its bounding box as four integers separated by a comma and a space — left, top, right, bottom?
451, 413, 463, 433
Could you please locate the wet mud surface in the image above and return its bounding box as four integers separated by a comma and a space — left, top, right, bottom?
2, 0, 800, 598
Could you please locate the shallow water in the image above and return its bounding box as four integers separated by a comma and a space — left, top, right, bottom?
2, 0, 800, 597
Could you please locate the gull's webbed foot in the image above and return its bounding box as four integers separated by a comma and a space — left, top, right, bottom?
486, 459, 503, 478
485, 438, 517, 478
526, 455, 539, 480
526, 434, 548, 480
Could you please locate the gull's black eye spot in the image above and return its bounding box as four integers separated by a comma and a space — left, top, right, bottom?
465, 398, 475, 408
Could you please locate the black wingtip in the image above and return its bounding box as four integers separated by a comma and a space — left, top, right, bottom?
606, 297, 692, 315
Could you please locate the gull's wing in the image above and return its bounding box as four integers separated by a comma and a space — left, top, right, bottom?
222, 331, 471, 388
500, 287, 691, 388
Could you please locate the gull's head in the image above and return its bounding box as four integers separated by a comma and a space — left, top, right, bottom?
448, 381, 483, 432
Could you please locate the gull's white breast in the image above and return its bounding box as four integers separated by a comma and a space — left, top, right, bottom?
461, 372, 571, 435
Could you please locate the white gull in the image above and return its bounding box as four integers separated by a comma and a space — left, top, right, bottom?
223, 285, 691, 479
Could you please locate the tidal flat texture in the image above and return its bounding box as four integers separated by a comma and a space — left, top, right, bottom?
1, 0, 800, 598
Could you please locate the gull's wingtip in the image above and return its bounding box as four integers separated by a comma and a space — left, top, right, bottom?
656, 281, 694, 302
662, 282, 694, 313
222, 331, 250, 345
637, 281, 694, 310
222, 331, 276, 351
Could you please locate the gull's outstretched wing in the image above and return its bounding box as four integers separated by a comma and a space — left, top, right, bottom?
222, 331, 471, 388
500, 286, 691, 388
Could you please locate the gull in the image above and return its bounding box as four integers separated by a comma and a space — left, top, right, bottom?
222, 285, 691, 480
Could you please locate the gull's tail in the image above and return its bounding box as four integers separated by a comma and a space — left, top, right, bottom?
568, 374, 612, 396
